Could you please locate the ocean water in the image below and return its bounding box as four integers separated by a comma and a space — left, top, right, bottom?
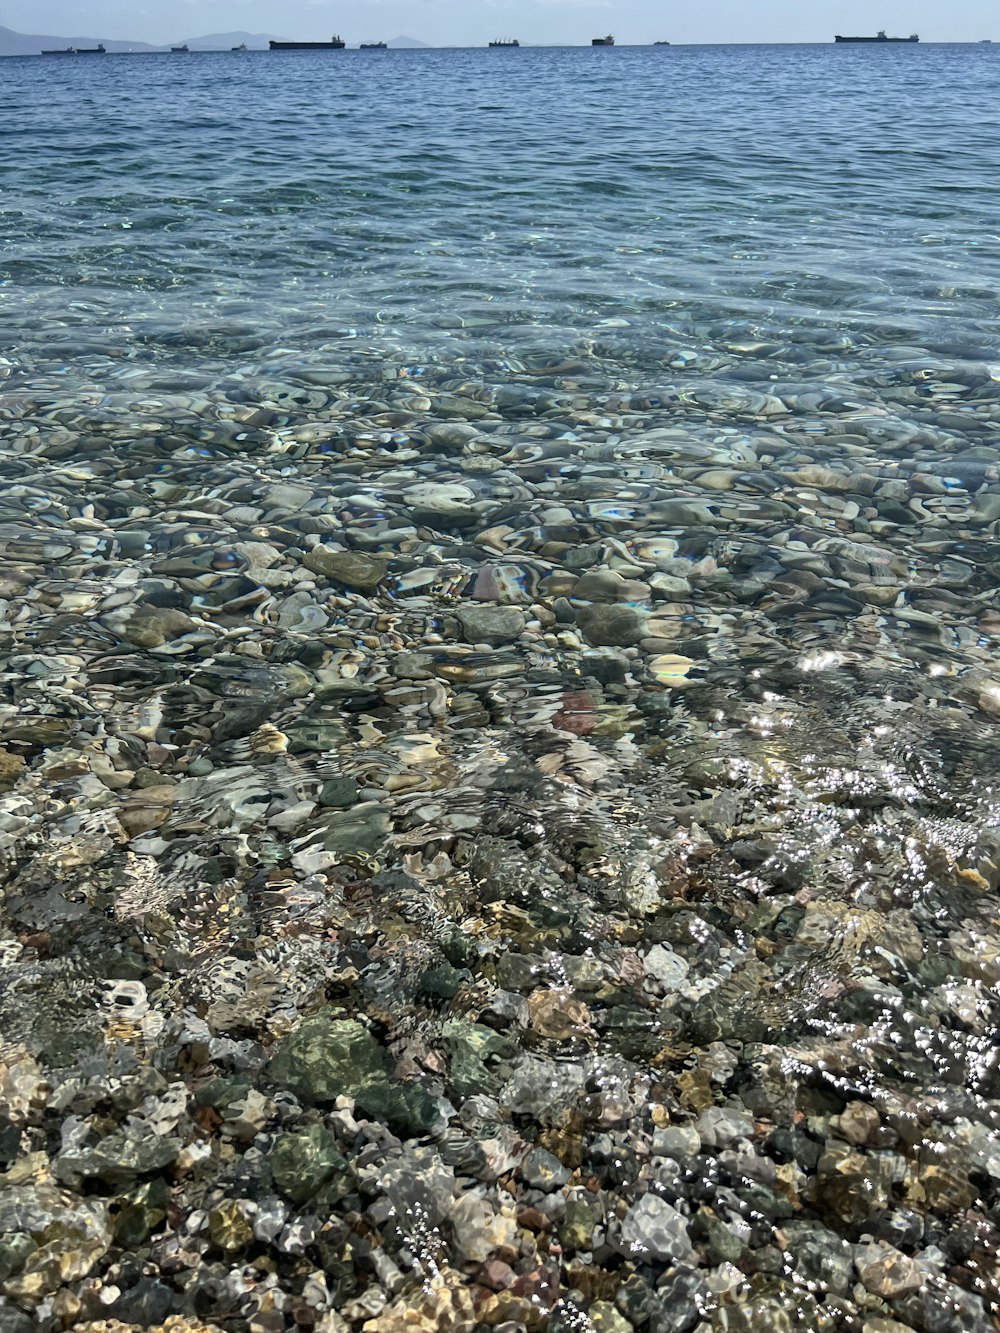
2, 41, 1000, 1329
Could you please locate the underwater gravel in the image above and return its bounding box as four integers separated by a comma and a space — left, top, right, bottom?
0, 328, 999, 1333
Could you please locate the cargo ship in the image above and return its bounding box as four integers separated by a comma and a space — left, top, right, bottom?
360, 41, 388, 48
834, 30, 918, 42
269, 36, 346, 49
489, 38, 519, 46
171, 44, 189, 52
592, 34, 615, 45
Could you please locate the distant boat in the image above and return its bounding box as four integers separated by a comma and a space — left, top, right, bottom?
592, 34, 615, 46
75, 44, 107, 53
171, 44, 189, 52
489, 38, 519, 47
269, 36, 346, 49
41, 47, 76, 54
231, 42, 248, 50
980, 38, 992, 43
834, 30, 919, 42
653, 40, 671, 45
360, 41, 388, 48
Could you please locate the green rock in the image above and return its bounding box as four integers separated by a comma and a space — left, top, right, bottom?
0, 1116, 21, 1166
353, 1082, 439, 1137
318, 776, 359, 808
113, 1178, 169, 1247
268, 1015, 389, 1105
588, 1301, 632, 1333
418, 963, 468, 1000
270, 1124, 350, 1204
132, 767, 177, 789
123, 607, 197, 648
304, 548, 388, 591
442, 1021, 514, 1099
195, 1076, 253, 1113
697, 1212, 746, 1265
287, 720, 348, 754
320, 804, 390, 856
208, 1199, 254, 1253
0, 1232, 37, 1283
559, 1200, 597, 1251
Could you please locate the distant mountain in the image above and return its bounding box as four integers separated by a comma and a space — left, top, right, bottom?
0, 24, 431, 56
173, 32, 287, 50
0, 24, 161, 54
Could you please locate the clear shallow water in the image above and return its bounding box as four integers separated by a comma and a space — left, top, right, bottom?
1, 42, 1000, 1333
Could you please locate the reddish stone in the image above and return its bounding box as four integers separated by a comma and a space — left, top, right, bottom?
516, 1206, 553, 1233
510, 1265, 560, 1309
478, 1260, 516, 1291
551, 691, 598, 736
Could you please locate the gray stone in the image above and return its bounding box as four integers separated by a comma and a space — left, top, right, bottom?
617, 1193, 694, 1262
652, 1124, 701, 1160
457, 606, 525, 646
304, 548, 388, 590
572, 570, 629, 602
695, 1106, 754, 1149
318, 776, 359, 808
644, 943, 690, 989
854, 1241, 923, 1298
379, 1146, 455, 1227
784, 1220, 855, 1295
520, 1147, 570, 1192
576, 603, 646, 647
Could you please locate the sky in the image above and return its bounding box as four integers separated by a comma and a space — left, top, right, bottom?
6, 0, 996, 46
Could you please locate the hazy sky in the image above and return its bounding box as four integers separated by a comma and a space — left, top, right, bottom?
7, 0, 996, 46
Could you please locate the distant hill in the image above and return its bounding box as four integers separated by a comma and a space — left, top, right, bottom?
173, 32, 287, 50
0, 24, 431, 56
0, 24, 161, 54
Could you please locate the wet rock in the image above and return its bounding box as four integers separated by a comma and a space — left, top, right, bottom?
854, 1240, 923, 1298
617, 1193, 694, 1262
559, 1198, 598, 1250
588, 1300, 632, 1333
457, 606, 525, 645
379, 1146, 456, 1227
270, 1123, 351, 1204
447, 1193, 517, 1262
815, 1144, 894, 1228
653, 1124, 701, 1159
207, 1199, 254, 1253
122, 606, 199, 648
520, 1147, 571, 1191
354, 1081, 441, 1137
267, 1014, 390, 1104
575, 603, 646, 647
304, 548, 388, 590
0, 749, 26, 791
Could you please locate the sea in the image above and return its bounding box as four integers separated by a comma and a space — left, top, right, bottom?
2, 41, 1000, 1330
